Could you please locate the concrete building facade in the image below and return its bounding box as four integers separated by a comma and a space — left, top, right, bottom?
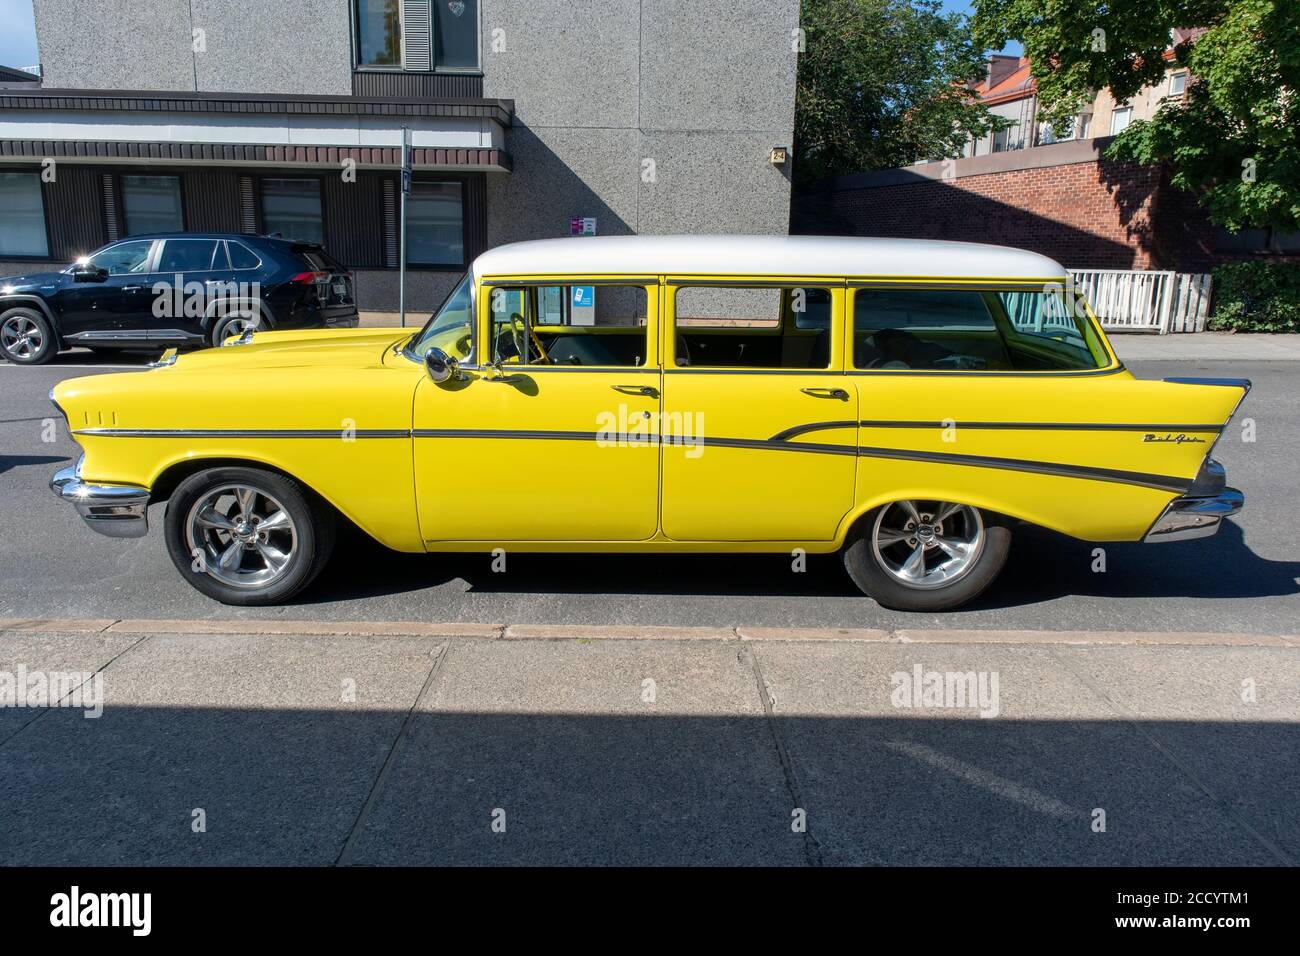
0, 0, 799, 312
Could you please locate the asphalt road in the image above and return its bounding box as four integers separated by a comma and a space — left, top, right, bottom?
2, 350, 1296, 633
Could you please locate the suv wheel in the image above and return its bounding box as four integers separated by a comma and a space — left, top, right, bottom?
843, 500, 1011, 611
164, 467, 335, 605
0, 308, 56, 365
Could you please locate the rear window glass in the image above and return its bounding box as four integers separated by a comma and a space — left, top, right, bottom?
853, 288, 1106, 372
227, 241, 261, 270
295, 247, 345, 272
157, 239, 218, 273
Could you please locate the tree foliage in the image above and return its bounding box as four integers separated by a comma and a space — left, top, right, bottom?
973, 0, 1300, 233
794, 0, 1003, 183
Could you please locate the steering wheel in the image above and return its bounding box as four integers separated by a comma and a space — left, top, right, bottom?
507, 312, 550, 365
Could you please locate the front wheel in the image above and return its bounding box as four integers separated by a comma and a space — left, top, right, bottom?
0, 307, 57, 365
842, 500, 1011, 611
164, 467, 335, 605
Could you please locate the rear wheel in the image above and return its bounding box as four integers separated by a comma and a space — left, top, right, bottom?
209, 308, 263, 347
843, 499, 1011, 611
164, 467, 334, 605
0, 308, 56, 365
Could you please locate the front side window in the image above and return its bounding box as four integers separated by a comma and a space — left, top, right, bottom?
674, 285, 831, 369
121, 175, 183, 236
490, 284, 649, 367
409, 273, 474, 364
853, 287, 1107, 372
407, 181, 464, 265
261, 179, 324, 244
0, 171, 48, 257
355, 0, 479, 71
84, 240, 154, 275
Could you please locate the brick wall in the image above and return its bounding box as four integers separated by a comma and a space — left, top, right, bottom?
793, 150, 1218, 273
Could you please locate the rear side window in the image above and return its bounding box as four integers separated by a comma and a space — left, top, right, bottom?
674, 285, 831, 369
853, 288, 1106, 371
227, 241, 262, 270
157, 239, 219, 273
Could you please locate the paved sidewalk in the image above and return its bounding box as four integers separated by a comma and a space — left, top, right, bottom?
1, 624, 1295, 866
1110, 332, 1300, 361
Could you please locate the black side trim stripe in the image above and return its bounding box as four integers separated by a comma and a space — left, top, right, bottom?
77, 426, 1189, 491
75, 428, 411, 438
773, 420, 1224, 442
857, 446, 1191, 494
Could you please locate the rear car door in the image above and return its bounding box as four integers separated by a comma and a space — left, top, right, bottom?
148, 237, 222, 343
660, 281, 858, 541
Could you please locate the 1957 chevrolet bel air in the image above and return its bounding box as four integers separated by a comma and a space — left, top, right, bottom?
49, 236, 1248, 611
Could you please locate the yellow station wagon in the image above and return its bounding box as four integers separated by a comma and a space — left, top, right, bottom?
50, 235, 1248, 610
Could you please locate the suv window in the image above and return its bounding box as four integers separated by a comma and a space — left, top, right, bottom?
157, 239, 219, 273
227, 241, 262, 270
84, 240, 154, 276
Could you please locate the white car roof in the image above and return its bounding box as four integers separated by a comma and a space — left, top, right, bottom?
471, 235, 1068, 281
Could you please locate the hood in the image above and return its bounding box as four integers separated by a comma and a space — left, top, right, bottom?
169, 327, 412, 371
1, 270, 69, 292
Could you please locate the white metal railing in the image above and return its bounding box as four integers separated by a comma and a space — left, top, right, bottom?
1068, 269, 1213, 334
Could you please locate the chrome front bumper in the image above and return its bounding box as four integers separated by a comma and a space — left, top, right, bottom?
50, 463, 150, 539
1143, 489, 1244, 543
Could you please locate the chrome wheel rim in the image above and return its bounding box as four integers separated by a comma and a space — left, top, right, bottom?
871, 500, 984, 590
184, 485, 298, 589
1, 315, 43, 359
219, 317, 253, 344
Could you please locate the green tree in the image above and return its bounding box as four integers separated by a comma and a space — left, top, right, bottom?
794, 0, 1003, 183
973, 0, 1300, 233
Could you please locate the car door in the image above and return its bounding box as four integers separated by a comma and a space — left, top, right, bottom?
55, 239, 157, 342
412, 277, 662, 542
660, 280, 858, 542
148, 237, 223, 343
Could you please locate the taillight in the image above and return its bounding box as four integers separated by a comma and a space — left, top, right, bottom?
290, 270, 328, 285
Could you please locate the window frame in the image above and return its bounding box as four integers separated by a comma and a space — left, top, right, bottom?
846, 279, 1120, 376
119, 173, 186, 237
351, 0, 482, 75
405, 178, 467, 268
667, 279, 843, 373
1110, 106, 1134, 136
478, 277, 660, 370
257, 175, 327, 246
0, 167, 53, 260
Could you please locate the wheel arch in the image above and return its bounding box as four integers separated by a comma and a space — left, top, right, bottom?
0, 295, 62, 347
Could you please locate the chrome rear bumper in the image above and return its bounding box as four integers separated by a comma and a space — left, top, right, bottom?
1143, 489, 1244, 543
50, 463, 150, 538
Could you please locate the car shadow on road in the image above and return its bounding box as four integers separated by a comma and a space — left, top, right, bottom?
0, 454, 70, 477
299, 518, 1299, 610
0, 706, 1293, 865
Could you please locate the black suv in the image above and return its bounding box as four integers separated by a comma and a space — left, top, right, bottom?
0, 233, 358, 365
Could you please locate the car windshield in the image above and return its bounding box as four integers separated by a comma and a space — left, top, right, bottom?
407, 273, 474, 364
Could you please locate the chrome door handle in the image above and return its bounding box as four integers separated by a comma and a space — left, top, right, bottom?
122, 285, 143, 293
801, 387, 849, 400
613, 384, 659, 398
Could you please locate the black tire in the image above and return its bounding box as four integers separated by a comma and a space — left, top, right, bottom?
0, 307, 57, 365
208, 308, 262, 347
843, 502, 1012, 611
164, 466, 335, 606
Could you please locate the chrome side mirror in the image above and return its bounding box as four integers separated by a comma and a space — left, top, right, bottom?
424, 346, 462, 384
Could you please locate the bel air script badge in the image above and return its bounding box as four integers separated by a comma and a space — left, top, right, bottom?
1142, 433, 1206, 444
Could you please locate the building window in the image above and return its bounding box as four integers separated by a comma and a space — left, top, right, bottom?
0, 171, 49, 257
121, 175, 183, 236
1079, 113, 1092, 139
1169, 72, 1188, 96
407, 181, 464, 265
992, 123, 1021, 153
356, 0, 401, 66
261, 178, 324, 244
355, 0, 479, 71
1110, 106, 1133, 135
